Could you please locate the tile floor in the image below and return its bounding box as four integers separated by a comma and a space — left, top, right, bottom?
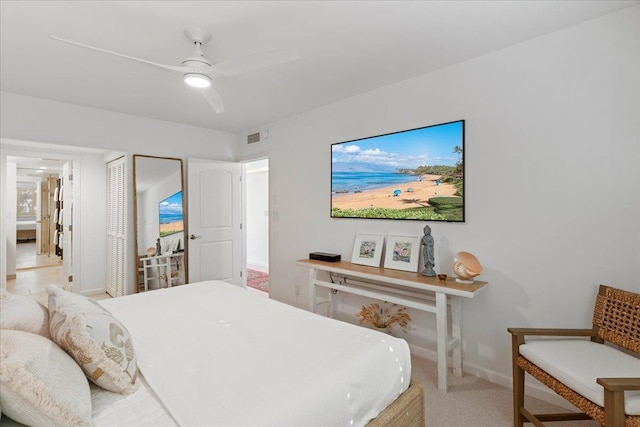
15, 241, 62, 270
8, 242, 110, 305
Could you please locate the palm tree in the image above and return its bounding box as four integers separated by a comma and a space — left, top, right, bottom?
453, 145, 463, 164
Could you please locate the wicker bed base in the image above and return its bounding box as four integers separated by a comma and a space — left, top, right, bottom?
517, 356, 640, 427
367, 381, 425, 427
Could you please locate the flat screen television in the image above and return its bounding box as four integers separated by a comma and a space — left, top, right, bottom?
331, 120, 464, 222
158, 191, 184, 237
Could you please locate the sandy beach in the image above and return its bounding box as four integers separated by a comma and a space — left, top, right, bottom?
160, 220, 184, 236
332, 174, 458, 210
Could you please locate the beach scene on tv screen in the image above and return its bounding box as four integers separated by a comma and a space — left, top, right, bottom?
159, 191, 184, 237
331, 120, 464, 221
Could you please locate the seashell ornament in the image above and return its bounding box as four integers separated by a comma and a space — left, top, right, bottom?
452, 251, 482, 284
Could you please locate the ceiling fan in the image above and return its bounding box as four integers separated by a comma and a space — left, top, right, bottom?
50, 27, 300, 114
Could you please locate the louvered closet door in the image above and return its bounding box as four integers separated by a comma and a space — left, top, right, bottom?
106, 157, 127, 297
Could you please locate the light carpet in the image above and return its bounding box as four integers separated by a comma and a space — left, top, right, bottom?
410, 354, 599, 426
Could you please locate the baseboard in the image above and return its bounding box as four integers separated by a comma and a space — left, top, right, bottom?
247, 262, 269, 272
407, 343, 577, 411
81, 287, 107, 297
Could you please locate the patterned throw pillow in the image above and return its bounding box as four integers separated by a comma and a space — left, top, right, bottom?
0, 288, 50, 338
47, 285, 139, 395
0, 329, 92, 427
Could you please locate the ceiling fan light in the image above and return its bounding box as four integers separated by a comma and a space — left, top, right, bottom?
184, 73, 211, 88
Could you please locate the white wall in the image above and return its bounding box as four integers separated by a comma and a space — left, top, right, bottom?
1, 93, 237, 294
238, 5, 640, 397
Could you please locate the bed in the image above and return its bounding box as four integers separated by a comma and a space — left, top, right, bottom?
16, 220, 36, 242
0, 281, 425, 427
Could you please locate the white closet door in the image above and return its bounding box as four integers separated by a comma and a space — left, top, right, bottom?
106, 157, 127, 297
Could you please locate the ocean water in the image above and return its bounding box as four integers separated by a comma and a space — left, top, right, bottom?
332, 171, 418, 193
159, 212, 183, 224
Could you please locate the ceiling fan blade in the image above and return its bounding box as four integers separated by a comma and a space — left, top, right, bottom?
50, 36, 189, 73
207, 48, 300, 77
201, 86, 224, 114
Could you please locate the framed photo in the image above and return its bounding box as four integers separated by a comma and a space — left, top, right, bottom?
351, 233, 385, 267
384, 234, 421, 272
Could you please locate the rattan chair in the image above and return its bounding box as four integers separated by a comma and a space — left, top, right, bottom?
508, 285, 640, 427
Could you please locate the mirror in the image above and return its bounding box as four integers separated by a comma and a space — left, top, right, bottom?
133, 155, 187, 292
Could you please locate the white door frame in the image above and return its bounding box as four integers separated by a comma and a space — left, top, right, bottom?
1, 140, 83, 290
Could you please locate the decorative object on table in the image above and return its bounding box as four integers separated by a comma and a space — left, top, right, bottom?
309, 252, 341, 262
146, 247, 156, 257
168, 239, 179, 253
356, 303, 411, 333
156, 238, 162, 256
420, 225, 436, 277
384, 234, 421, 272
452, 251, 483, 284
437, 274, 447, 281
351, 233, 384, 267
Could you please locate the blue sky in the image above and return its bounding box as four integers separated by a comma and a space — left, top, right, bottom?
332, 120, 463, 170
159, 191, 183, 214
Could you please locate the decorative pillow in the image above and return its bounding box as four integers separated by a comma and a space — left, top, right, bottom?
0, 288, 50, 338
0, 329, 92, 427
47, 285, 139, 395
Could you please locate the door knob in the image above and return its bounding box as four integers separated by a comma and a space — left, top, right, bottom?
189, 234, 202, 240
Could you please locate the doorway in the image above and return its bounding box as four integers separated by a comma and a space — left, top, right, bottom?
6, 156, 68, 304
243, 158, 269, 297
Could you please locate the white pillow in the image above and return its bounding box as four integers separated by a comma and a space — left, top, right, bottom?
0, 329, 92, 427
47, 285, 139, 395
0, 288, 50, 338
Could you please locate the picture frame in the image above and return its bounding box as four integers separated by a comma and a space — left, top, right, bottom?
384, 234, 421, 272
17, 188, 37, 217
351, 233, 385, 267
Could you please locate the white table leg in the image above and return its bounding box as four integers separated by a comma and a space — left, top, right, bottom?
451, 295, 463, 377
308, 268, 318, 313
436, 291, 448, 392
328, 288, 335, 318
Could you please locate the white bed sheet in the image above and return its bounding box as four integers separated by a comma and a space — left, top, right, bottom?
15, 220, 36, 230
99, 281, 411, 427
0, 374, 178, 427
91, 374, 178, 426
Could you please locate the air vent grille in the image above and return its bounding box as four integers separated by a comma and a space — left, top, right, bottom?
247, 132, 261, 144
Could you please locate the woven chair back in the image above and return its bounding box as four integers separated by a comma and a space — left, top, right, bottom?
592, 285, 640, 354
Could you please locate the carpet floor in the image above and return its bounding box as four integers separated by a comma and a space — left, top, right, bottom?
247, 269, 269, 293
410, 354, 599, 426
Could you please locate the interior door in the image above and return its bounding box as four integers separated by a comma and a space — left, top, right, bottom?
62, 161, 73, 290
35, 182, 42, 255
187, 158, 241, 285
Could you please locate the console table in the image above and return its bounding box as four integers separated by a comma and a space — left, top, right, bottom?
296, 259, 488, 392
140, 252, 185, 291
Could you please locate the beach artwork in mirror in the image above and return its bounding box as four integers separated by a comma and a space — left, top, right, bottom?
159, 191, 183, 237
133, 155, 186, 291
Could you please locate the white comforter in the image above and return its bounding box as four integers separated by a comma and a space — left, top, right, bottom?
99, 281, 411, 427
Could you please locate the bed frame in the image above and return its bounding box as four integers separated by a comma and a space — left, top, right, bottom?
367, 381, 425, 426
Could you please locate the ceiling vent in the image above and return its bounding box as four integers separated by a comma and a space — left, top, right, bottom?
247, 132, 261, 144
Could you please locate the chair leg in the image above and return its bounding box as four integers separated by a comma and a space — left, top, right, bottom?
513, 363, 525, 426
511, 334, 525, 427
603, 388, 625, 427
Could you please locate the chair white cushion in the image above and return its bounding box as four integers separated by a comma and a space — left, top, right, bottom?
520, 339, 640, 415
47, 285, 139, 395
0, 329, 92, 427
0, 288, 50, 338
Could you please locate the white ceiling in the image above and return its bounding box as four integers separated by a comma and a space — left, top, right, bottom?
1, 1, 637, 134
